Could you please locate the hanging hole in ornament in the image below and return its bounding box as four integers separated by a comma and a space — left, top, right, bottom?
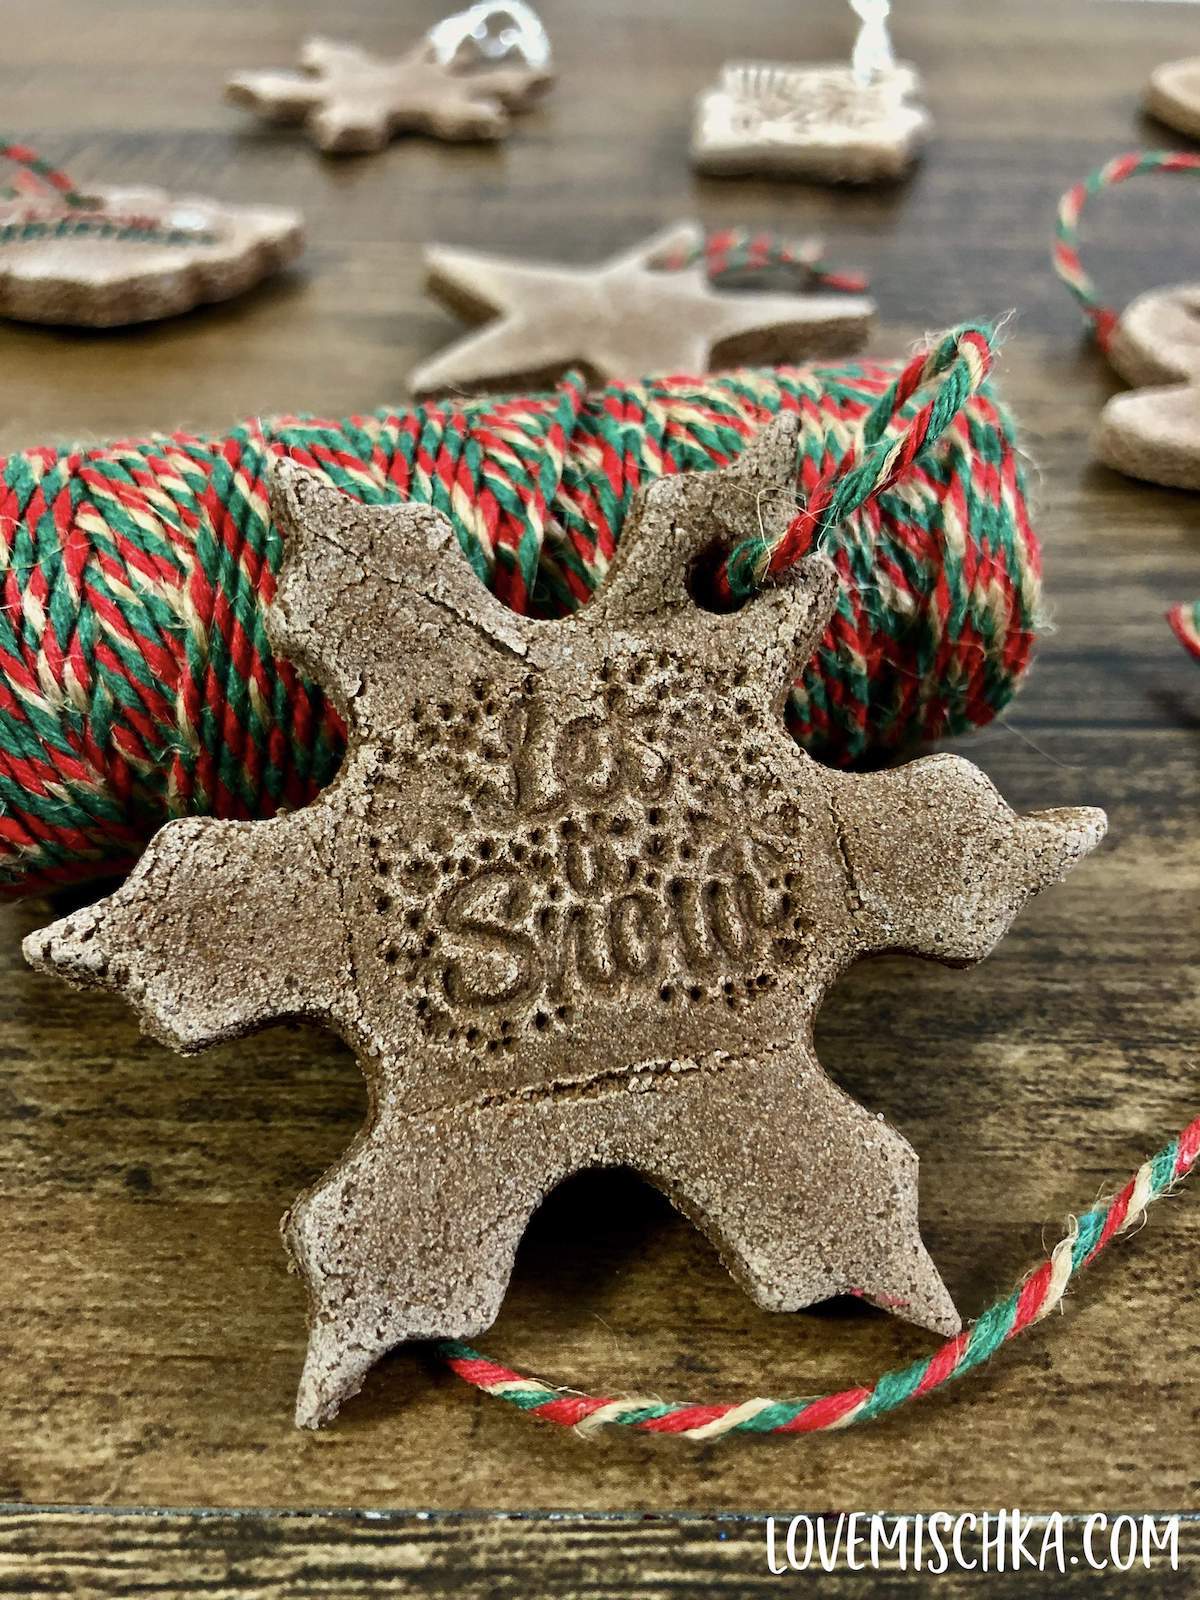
686, 538, 748, 616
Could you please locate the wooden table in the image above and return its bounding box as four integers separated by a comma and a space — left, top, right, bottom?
1, 0, 1197, 1592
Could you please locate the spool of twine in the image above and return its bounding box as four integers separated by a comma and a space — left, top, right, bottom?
0, 324, 1039, 894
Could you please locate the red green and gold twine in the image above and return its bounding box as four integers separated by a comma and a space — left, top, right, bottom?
0, 322, 1041, 894
656, 225, 870, 295
441, 1116, 1200, 1438
1168, 598, 1200, 658
1054, 150, 1200, 660
716, 325, 991, 601
1053, 148, 1200, 350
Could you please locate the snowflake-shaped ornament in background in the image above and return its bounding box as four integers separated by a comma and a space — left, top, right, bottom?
692, 0, 930, 181
225, 7, 552, 155
26, 420, 1106, 1428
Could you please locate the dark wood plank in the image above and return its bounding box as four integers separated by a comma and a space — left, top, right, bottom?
1, 1511, 1197, 1599
0, 0, 1195, 1533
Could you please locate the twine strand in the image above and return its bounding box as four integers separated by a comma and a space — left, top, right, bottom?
718, 324, 993, 599
1053, 149, 1200, 350
0, 140, 92, 207
1167, 599, 1200, 659
1052, 152, 1200, 661
654, 226, 870, 294
440, 1115, 1200, 1438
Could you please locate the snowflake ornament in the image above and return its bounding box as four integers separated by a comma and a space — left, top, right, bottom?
226, 34, 551, 153
25, 418, 1106, 1427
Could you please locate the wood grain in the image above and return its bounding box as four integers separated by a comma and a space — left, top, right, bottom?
0, 0, 1197, 1588
1, 1512, 1198, 1599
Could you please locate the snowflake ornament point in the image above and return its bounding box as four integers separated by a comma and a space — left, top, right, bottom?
26, 430, 1106, 1428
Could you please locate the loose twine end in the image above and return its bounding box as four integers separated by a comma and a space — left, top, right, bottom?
712, 322, 996, 606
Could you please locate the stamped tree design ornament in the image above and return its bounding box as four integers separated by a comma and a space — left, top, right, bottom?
691, 0, 930, 182
226, 3, 552, 153
26, 383, 1106, 1428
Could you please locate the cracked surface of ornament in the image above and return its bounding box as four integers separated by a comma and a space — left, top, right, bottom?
226, 34, 551, 153
412, 221, 874, 393
692, 60, 930, 181
25, 416, 1106, 1428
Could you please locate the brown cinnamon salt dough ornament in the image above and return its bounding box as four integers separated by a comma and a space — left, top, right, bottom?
411, 222, 874, 394
691, 61, 930, 182
226, 35, 550, 153
0, 186, 303, 328
25, 417, 1106, 1429
1145, 57, 1200, 142
1096, 284, 1200, 489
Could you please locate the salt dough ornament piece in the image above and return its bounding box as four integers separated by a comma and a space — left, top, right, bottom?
1145, 56, 1200, 141
0, 184, 303, 328
692, 60, 929, 182
692, 1, 927, 183
1098, 385, 1200, 491
25, 415, 1106, 1428
411, 221, 874, 393
226, 32, 551, 153
1097, 285, 1200, 489
1105, 282, 1200, 390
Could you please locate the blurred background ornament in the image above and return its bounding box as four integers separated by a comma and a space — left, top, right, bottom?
427, 1, 551, 74
226, 7, 552, 155
0, 142, 302, 327
410, 220, 874, 393
1053, 150, 1200, 660
1145, 55, 1200, 142
691, 0, 930, 182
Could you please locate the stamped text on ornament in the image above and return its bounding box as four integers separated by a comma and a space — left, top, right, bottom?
25, 413, 1106, 1430
406, 700, 801, 1020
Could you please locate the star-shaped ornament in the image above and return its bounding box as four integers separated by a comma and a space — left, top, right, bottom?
226, 32, 551, 153
26, 418, 1105, 1428
411, 222, 874, 393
